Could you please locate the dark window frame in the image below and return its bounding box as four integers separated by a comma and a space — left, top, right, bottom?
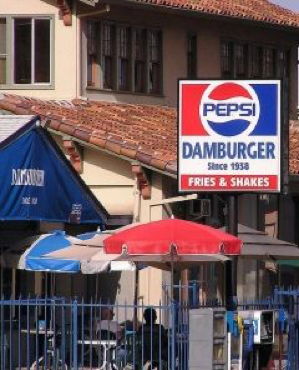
102, 22, 116, 90
187, 33, 197, 79
221, 39, 290, 81
250, 45, 263, 78
86, 20, 163, 95
263, 47, 276, 78
220, 40, 234, 78
235, 43, 248, 78
149, 29, 162, 94
134, 28, 147, 93
118, 26, 131, 91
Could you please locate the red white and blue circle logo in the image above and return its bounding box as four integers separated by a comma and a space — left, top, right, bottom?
199, 82, 260, 137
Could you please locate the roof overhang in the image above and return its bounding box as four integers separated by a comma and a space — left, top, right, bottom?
102, 0, 299, 34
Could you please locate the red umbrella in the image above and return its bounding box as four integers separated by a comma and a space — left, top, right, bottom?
104, 219, 242, 304
103, 219, 242, 303
104, 219, 242, 256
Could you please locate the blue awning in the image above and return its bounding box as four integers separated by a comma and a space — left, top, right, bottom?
0, 116, 108, 225
20, 230, 81, 273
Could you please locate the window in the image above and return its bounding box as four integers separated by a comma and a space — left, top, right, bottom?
87, 20, 99, 87
264, 48, 276, 78
0, 19, 6, 85
102, 23, 115, 89
221, 41, 234, 78
278, 50, 289, 79
220, 40, 290, 81
235, 43, 248, 77
118, 27, 130, 91
134, 29, 146, 93
251, 46, 263, 78
14, 18, 51, 84
86, 20, 162, 95
0, 16, 53, 87
187, 34, 197, 78
149, 30, 161, 94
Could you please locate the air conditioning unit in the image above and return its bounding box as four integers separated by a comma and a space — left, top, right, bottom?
189, 199, 211, 218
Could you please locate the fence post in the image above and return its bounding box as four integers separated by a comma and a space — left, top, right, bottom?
192, 281, 197, 307
0, 299, 4, 370
72, 299, 78, 370
171, 302, 176, 370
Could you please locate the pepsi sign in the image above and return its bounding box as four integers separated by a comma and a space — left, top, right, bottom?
178, 80, 281, 192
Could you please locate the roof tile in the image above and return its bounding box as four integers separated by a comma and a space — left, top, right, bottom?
1, 94, 298, 176
89, 134, 107, 148
131, 0, 299, 28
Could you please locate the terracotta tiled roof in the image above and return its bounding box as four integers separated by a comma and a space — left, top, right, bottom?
0, 94, 178, 175
1, 94, 299, 177
290, 120, 299, 175
128, 0, 299, 28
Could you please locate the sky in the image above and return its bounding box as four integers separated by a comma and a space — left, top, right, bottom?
269, 0, 299, 11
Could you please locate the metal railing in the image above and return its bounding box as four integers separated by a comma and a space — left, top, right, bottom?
0, 297, 188, 370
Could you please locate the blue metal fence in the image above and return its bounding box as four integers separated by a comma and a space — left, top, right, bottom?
0, 297, 187, 370
2, 289, 299, 370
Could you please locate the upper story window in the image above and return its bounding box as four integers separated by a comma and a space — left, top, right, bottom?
149, 30, 162, 94
102, 23, 115, 89
87, 20, 99, 87
134, 29, 146, 93
221, 40, 289, 81
0, 16, 53, 88
14, 18, 51, 84
278, 50, 289, 79
251, 46, 263, 78
0, 19, 6, 85
86, 20, 163, 95
118, 27, 131, 91
187, 33, 197, 78
235, 43, 248, 77
264, 48, 276, 78
221, 41, 234, 78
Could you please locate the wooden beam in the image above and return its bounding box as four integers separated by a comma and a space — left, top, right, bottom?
132, 164, 152, 200
57, 0, 72, 26
63, 138, 83, 173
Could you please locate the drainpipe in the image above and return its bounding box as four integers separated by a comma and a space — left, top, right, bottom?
133, 175, 141, 223
132, 173, 141, 328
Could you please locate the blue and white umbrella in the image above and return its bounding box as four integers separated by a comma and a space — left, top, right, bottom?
18, 230, 82, 273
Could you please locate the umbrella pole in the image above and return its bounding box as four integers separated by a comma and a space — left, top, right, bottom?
171, 253, 174, 303
133, 263, 139, 330
226, 194, 238, 310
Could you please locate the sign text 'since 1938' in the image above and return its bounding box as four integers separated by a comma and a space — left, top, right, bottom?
178, 80, 281, 192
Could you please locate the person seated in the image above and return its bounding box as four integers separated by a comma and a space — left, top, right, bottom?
96, 307, 123, 341
137, 308, 168, 369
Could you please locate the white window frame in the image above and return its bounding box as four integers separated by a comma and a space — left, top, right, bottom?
12, 17, 53, 86
0, 18, 7, 85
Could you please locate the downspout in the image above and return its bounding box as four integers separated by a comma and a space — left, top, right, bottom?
132, 173, 141, 328
133, 175, 141, 223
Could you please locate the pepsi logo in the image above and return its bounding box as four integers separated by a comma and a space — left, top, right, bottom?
199, 82, 260, 137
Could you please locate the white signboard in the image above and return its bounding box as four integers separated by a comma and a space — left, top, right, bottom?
178, 80, 281, 192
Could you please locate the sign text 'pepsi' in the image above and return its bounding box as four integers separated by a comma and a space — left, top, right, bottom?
178, 80, 281, 192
